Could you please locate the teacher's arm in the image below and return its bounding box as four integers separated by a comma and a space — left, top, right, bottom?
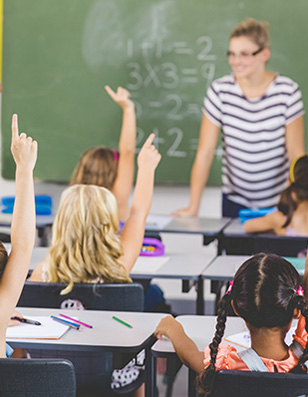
285, 115, 305, 161
172, 115, 220, 217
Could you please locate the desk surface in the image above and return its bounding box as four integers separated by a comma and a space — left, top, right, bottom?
152, 315, 248, 357
25, 246, 216, 280
202, 255, 305, 281
0, 213, 54, 228
145, 214, 231, 236
8, 307, 165, 353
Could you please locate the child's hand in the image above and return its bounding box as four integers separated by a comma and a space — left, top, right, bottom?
105, 85, 134, 110
137, 133, 161, 172
11, 114, 37, 172
8, 310, 23, 327
155, 315, 183, 339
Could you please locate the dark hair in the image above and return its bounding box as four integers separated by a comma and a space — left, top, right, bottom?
278, 155, 308, 227
196, 253, 308, 396
0, 241, 8, 279
70, 146, 118, 189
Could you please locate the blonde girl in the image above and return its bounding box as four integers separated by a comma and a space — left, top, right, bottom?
71, 85, 136, 222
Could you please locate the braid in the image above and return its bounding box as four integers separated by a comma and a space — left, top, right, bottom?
196, 294, 232, 396
290, 296, 308, 373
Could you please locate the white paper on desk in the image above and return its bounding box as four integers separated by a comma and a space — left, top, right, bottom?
224, 326, 297, 349
132, 256, 170, 274
6, 317, 71, 340
145, 214, 172, 230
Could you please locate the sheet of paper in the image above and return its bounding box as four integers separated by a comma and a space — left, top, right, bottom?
6, 316, 71, 340
145, 214, 172, 230
224, 326, 297, 349
132, 256, 170, 274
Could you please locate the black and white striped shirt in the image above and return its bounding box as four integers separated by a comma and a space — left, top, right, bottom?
203, 74, 304, 209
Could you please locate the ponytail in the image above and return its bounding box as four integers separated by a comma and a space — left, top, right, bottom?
196, 293, 232, 396
277, 184, 297, 227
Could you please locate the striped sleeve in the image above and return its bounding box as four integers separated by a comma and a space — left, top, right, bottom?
202, 83, 222, 127
285, 84, 304, 124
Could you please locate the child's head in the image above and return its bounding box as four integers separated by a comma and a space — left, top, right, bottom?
70, 146, 119, 189
278, 154, 308, 227
197, 253, 308, 396
46, 184, 131, 294
230, 18, 270, 49
0, 242, 8, 280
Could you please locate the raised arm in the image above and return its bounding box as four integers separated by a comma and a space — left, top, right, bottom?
172, 115, 220, 217
120, 133, 161, 273
105, 85, 136, 222
0, 114, 37, 354
155, 316, 204, 373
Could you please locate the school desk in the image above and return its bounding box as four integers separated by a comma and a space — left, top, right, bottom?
145, 214, 231, 245
7, 307, 166, 397
151, 315, 248, 397
22, 246, 216, 315
221, 218, 308, 256
0, 213, 54, 246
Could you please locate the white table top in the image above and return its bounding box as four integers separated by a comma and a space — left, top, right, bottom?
24, 246, 216, 280
145, 214, 231, 236
8, 307, 166, 353
151, 315, 248, 356
202, 255, 250, 281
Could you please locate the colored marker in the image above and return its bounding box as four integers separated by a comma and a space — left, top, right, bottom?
112, 316, 133, 328
10, 316, 41, 326
59, 314, 93, 329
51, 315, 80, 330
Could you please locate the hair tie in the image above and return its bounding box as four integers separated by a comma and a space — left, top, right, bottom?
289, 155, 306, 183
296, 285, 304, 297
111, 150, 119, 162
226, 280, 233, 294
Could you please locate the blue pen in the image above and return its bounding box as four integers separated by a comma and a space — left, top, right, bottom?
51, 315, 80, 330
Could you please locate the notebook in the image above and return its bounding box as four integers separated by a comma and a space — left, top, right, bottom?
6, 316, 71, 340
133, 256, 170, 274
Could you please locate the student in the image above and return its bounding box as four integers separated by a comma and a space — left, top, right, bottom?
0, 114, 37, 358
155, 253, 308, 396
31, 133, 160, 289
70, 85, 136, 222
173, 18, 304, 218
243, 154, 308, 237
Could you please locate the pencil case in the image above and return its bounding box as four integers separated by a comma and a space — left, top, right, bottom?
140, 237, 165, 256
238, 208, 276, 223
1, 195, 53, 215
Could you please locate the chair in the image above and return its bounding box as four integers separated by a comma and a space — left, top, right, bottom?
0, 358, 76, 397
211, 370, 308, 397
17, 281, 144, 311
17, 282, 144, 396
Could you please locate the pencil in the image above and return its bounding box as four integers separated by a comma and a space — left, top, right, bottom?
112, 316, 133, 328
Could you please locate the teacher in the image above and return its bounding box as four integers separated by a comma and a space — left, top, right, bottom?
174, 18, 305, 218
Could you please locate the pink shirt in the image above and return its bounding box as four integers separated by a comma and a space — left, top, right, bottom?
204, 316, 307, 372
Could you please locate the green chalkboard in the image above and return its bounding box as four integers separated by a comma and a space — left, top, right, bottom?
2, 0, 308, 184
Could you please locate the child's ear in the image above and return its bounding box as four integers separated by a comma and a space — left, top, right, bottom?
231, 300, 240, 317
293, 308, 301, 319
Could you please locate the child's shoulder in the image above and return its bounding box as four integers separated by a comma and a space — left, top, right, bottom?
203, 344, 247, 371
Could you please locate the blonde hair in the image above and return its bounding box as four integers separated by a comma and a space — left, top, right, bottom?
230, 18, 270, 49
70, 146, 118, 189
0, 241, 8, 280
46, 184, 131, 294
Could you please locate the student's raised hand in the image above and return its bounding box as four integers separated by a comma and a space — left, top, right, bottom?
137, 133, 161, 172
11, 114, 37, 172
154, 315, 184, 339
105, 85, 134, 110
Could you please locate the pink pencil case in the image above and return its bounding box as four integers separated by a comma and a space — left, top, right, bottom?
140, 238, 165, 257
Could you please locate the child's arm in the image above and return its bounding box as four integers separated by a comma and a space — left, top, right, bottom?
105, 85, 136, 222
0, 114, 37, 354
155, 316, 204, 373
243, 211, 285, 234
120, 133, 161, 273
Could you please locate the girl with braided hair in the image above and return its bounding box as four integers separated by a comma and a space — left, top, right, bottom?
243, 155, 308, 237
155, 253, 308, 396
